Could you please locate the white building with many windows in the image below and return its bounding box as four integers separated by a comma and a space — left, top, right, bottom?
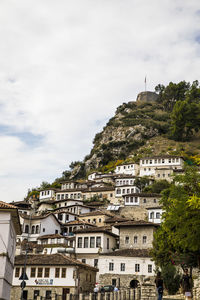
139, 155, 184, 177
98, 249, 155, 288
11, 254, 97, 300
115, 163, 139, 176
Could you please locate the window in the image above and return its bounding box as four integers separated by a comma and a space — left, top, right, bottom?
55, 230, 58, 234
99, 218, 102, 223
135, 197, 138, 203
158, 174, 160, 177
121, 263, 125, 271
57, 194, 60, 200
15, 267, 20, 278
127, 188, 130, 194
55, 268, 60, 278
154, 199, 157, 203
162, 159, 165, 163
82, 259, 86, 264
148, 168, 151, 171
107, 238, 109, 249
148, 264, 152, 273
31, 226, 35, 234
109, 263, 114, 271
156, 212, 160, 219
44, 268, 50, 278
78, 237, 82, 248
126, 196, 130, 203
135, 264, 140, 272
110, 193, 113, 197
122, 189, 125, 194
112, 279, 117, 286
94, 259, 98, 267
163, 174, 165, 177
62, 268, 66, 278
96, 236, 101, 248
61, 194, 64, 200
90, 237, 95, 248
144, 168, 146, 171
25, 225, 29, 233
37, 268, 43, 278
143, 199, 146, 203
84, 237, 88, 248
46, 291, 52, 299
143, 236, 147, 244
130, 197, 133, 203
30, 268, 36, 278
134, 236, 138, 244
33, 290, 40, 300
43, 228, 45, 232
150, 160, 152, 164
35, 225, 39, 234
58, 214, 63, 221
125, 236, 129, 244
150, 212, 154, 219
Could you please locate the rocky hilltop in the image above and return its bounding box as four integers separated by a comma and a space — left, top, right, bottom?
67, 82, 200, 180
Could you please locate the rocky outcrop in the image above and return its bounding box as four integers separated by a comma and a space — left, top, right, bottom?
136, 91, 158, 103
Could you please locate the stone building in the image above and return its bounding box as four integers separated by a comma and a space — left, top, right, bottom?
114, 220, 159, 250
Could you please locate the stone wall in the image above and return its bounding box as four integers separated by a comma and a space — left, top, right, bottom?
119, 226, 154, 249
119, 206, 148, 220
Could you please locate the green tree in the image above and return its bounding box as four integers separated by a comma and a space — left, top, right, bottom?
161, 264, 181, 295
144, 180, 170, 194
152, 166, 200, 268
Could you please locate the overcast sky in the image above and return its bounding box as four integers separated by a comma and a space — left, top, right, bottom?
1, 0, 200, 202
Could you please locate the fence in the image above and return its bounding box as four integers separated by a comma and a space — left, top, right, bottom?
35, 285, 156, 300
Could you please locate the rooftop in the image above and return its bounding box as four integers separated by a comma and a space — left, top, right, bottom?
114, 220, 159, 228
100, 248, 151, 257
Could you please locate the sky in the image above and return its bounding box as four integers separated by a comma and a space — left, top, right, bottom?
1, 0, 200, 202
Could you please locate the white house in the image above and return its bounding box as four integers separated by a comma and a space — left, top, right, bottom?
60, 180, 88, 190
11, 254, 97, 300
147, 206, 163, 224
0, 201, 21, 300
39, 189, 57, 202
115, 186, 140, 198
98, 249, 155, 288
53, 208, 78, 223
139, 155, 184, 177
19, 213, 61, 242
115, 163, 139, 176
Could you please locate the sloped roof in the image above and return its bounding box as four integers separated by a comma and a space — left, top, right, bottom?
74, 227, 118, 237
0, 201, 17, 209
114, 220, 159, 228
100, 248, 151, 257
14, 254, 98, 271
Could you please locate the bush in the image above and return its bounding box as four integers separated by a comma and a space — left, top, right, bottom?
161, 264, 181, 295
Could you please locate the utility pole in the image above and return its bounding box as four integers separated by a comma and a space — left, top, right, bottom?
145, 76, 147, 92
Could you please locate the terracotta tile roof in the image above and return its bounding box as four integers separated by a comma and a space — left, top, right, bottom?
78, 210, 113, 217
14, 254, 98, 271
114, 220, 159, 228
100, 248, 151, 257
62, 220, 96, 226
105, 216, 131, 224
55, 199, 83, 203
146, 206, 162, 209
85, 201, 105, 207
122, 193, 161, 197
82, 187, 114, 192
74, 227, 118, 238
0, 201, 17, 209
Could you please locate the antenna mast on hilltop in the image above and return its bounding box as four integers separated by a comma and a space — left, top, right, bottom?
144, 75, 147, 92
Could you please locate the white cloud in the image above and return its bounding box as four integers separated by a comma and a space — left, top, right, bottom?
0, 0, 200, 201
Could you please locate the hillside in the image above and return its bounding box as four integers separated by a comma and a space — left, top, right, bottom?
61, 81, 200, 180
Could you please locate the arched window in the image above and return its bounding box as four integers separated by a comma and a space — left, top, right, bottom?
35, 225, 39, 234
25, 225, 29, 233
31, 225, 35, 234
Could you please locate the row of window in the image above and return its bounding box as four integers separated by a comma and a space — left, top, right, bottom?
24, 225, 58, 234
125, 197, 157, 204
117, 165, 134, 170
109, 263, 152, 273
116, 188, 138, 195
125, 235, 147, 244
149, 212, 161, 219
81, 218, 102, 224
141, 158, 179, 165
157, 173, 171, 178
115, 179, 134, 186
41, 190, 51, 196
57, 193, 81, 200
77, 236, 110, 249
15, 267, 67, 278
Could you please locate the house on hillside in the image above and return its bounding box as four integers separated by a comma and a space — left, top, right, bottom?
75, 227, 118, 280
114, 220, 159, 250
19, 213, 61, 242
139, 155, 184, 179
11, 254, 97, 300
78, 210, 113, 227
123, 193, 161, 207
115, 163, 139, 176
0, 201, 21, 300
98, 249, 155, 288
39, 188, 57, 202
